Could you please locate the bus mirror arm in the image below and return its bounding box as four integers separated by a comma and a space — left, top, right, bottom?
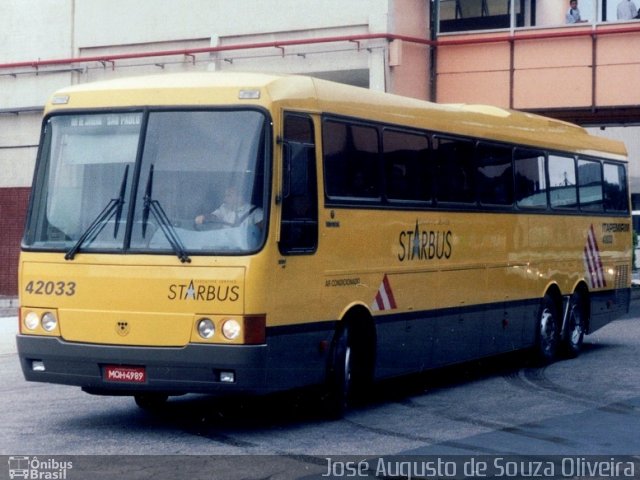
143, 196, 191, 263
113, 165, 129, 238
141, 164, 154, 237
282, 142, 292, 200
64, 198, 120, 261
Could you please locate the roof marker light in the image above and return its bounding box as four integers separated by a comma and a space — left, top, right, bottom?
238, 89, 260, 100
51, 95, 70, 105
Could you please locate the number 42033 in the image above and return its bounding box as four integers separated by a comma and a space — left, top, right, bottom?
25, 280, 77, 296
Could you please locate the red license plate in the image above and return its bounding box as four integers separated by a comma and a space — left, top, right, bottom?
104, 365, 146, 384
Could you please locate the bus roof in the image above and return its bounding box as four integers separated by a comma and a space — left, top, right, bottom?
47, 72, 627, 160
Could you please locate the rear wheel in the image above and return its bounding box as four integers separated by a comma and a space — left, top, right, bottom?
562, 292, 585, 358
536, 294, 560, 364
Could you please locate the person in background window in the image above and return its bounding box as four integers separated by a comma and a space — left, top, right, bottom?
617, 0, 638, 20
566, 0, 587, 23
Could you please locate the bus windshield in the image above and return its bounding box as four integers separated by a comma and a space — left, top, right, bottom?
24, 109, 269, 256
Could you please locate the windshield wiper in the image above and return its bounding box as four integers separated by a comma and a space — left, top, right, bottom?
65, 165, 129, 260
142, 164, 191, 263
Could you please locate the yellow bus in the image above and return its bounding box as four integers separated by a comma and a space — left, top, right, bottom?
17, 73, 631, 414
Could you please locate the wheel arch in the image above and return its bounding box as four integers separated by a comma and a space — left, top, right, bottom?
543, 282, 563, 318
332, 303, 377, 381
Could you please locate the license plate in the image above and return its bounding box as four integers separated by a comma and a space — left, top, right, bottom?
104, 365, 146, 384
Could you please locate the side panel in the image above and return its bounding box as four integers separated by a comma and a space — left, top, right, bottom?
318, 207, 631, 381
265, 322, 336, 389
590, 288, 631, 333
373, 298, 539, 380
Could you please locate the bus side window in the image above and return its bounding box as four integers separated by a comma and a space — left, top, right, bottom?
476, 142, 514, 206
549, 154, 578, 209
279, 113, 318, 255
578, 159, 604, 211
514, 149, 547, 209
323, 119, 380, 200
383, 129, 432, 203
603, 162, 629, 213
433, 136, 475, 204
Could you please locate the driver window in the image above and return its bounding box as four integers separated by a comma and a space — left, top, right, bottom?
279, 113, 318, 254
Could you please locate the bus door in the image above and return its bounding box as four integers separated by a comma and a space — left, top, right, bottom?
278, 112, 319, 256
267, 112, 325, 386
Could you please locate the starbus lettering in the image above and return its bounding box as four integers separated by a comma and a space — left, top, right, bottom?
398, 220, 453, 262
168, 280, 240, 302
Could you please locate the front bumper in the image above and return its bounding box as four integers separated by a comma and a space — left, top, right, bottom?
17, 334, 269, 395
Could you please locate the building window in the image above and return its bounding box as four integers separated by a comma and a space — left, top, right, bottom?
437, 0, 525, 33
436, 0, 619, 34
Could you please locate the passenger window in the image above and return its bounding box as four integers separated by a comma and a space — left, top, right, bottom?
514, 149, 547, 209
323, 119, 380, 200
383, 130, 431, 203
578, 159, 603, 211
603, 163, 629, 212
433, 137, 475, 204
549, 155, 577, 209
476, 143, 513, 206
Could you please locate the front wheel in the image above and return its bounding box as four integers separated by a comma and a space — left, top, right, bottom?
536, 294, 560, 364
323, 324, 353, 418
134, 393, 168, 410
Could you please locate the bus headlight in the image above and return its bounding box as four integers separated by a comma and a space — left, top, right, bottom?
197, 318, 215, 339
24, 312, 40, 330
191, 314, 265, 344
41, 312, 58, 332
222, 319, 241, 340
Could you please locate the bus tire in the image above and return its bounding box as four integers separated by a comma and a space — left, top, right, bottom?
562, 292, 585, 358
323, 323, 354, 418
536, 294, 560, 364
134, 393, 168, 410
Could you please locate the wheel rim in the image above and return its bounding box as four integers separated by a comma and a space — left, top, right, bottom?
570, 323, 583, 346
569, 308, 584, 348
540, 307, 557, 356
342, 344, 352, 398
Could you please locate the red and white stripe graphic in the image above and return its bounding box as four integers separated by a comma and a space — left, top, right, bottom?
371, 274, 397, 311
584, 224, 606, 289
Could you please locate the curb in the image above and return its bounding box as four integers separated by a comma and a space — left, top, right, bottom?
0, 297, 18, 317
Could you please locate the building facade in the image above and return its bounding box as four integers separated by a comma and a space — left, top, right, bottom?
1, 0, 639, 294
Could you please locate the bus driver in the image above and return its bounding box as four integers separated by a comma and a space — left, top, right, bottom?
195, 185, 263, 228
